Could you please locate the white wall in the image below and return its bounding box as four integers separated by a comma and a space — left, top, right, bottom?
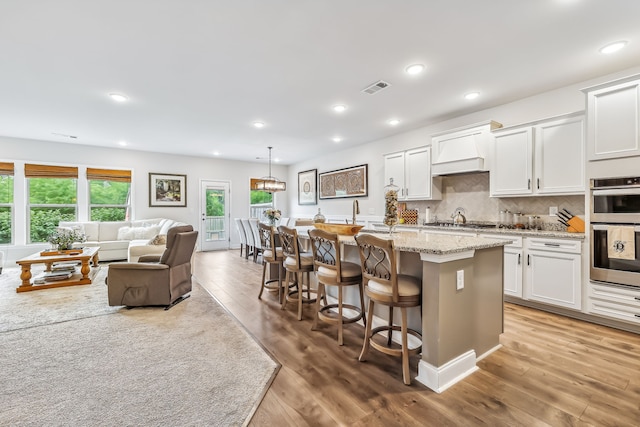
1, 136, 288, 261
285, 65, 640, 220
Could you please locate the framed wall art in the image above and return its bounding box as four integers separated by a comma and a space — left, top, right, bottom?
298, 169, 317, 205
319, 164, 368, 200
149, 173, 187, 207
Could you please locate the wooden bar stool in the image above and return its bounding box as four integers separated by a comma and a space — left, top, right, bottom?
278, 225, 315, 320
257, 223, 285, 302
354, 233, 422, 385
308, 228, 365, 346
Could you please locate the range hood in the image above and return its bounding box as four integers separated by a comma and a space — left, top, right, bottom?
431, 121, 502, 176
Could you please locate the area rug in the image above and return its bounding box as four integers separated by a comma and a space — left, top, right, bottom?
0, 266, 119, 332
0, 269, 279, 426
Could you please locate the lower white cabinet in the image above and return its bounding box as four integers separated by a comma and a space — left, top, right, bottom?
588, 282, 640, 325
525, 238, 582, 310
481, 234, 583, 310
482, 234, 523, 298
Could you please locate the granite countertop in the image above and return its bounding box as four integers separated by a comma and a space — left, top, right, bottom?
369, 223, 586, 240
338, 230, 512, 256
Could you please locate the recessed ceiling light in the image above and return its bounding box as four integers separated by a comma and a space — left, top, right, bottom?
464, 92, 480, 100
212, 151, 220, 156
388, 119, 400, 126
118, 140, 127, 146
405, 64, 425, 75
332, 136, 342, 143
333, 104, 347, 113
109, 93, 128, 102
253, 121, 265, 128
599, 41, 628, 54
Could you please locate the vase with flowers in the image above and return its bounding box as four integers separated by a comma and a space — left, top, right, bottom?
47, 228, 87, 251
264, 209, 281, 226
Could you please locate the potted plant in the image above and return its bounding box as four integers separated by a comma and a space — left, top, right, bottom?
47, 228, 87, 251
263, 209, 281, 226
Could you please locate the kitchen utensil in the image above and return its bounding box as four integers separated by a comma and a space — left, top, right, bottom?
452, 207, 466, 225
557, 208, 585, 232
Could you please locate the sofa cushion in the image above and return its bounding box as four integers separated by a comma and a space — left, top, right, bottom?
100, 221, 131, 241
117, 225, 161, 241
131, 218, 164, 227
159, 220, 176, 235
88, 240, 130, 251
59, 221, 100, 241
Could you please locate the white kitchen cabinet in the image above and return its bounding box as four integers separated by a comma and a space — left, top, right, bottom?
524, 237, 582, 310
482, 234, 523, 298
588, 283, 640, 325
582, 74, 640, 161
384, 146, 441, 201
490, 112, 585, 197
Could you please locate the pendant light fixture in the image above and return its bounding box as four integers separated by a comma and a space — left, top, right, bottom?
254, 146, 286, 193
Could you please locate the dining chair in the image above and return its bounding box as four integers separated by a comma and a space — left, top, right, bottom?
241, 218, 255, 261
354, 233, 422, 385
308, 228, 365, 346
258, 223, 285, 302
234, 218, 247, 258
278, 225, 315, 320
248, 218, 263, 263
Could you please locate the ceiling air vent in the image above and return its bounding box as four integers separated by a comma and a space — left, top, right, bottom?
362, 80, 391, 95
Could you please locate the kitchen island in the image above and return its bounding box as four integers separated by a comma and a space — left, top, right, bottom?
338, 230, 511, 392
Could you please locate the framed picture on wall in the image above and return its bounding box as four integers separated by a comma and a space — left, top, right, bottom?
298, 169, 317, 205
319, 164, 368, 199
149, 173, 187, 207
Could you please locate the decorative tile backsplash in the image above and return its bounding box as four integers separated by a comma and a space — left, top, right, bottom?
408, 172, 586, 227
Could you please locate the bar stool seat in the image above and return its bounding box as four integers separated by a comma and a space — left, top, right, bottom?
355, 233, 422, 385
278, 225, 316, 320
309, 228, 365, 345
258, 223, 286, 302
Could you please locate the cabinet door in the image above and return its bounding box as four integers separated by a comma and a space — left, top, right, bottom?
504, 248, 523, 298
405, 146, 431, 200
587, 78, 640, 160
525, 250, 582, 310
384, 151, 406, 199
535, 115, 585, 194
491, 127, 533, 196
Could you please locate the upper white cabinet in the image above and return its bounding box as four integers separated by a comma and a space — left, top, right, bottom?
384, 146, 441, 200
490, 112, 585, 197
582, 74, 640, 161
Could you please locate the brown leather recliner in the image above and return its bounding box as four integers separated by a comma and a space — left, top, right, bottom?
107, 225, 198, 308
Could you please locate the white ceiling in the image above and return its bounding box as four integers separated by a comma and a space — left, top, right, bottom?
1, 0, 640, 165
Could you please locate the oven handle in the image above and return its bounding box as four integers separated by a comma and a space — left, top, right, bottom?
592, 188, 640, 196
591, 224, 640, 232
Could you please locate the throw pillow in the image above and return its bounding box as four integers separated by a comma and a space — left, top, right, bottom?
118, 225, 162, 240
148, 234, 167, 245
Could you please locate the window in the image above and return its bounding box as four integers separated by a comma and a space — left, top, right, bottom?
26, 164, 78, 243
250, 178, 273, 219
0, 162, 14, 244
87, 168, 132, 221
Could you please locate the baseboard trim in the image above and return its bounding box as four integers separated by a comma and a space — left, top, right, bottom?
416, 350, 478, 393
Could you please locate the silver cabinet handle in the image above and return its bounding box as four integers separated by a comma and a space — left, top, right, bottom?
537, 178, 540, 189
518, 253, 521, 265
544, 243, 561, 247
528, 179, 531, 190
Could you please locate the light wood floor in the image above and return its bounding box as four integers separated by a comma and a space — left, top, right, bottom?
193, 250, 640, 426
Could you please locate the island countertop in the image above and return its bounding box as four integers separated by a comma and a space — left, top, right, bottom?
336, 230, 512, 256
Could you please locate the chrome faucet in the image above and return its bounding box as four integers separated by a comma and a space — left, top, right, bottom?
352, 200, 360, 224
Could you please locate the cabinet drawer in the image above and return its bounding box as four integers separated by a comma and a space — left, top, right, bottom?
526, 237, 582, 254
588, 283, 640, 325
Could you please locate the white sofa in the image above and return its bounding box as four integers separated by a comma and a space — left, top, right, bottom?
58, 218, 188, 262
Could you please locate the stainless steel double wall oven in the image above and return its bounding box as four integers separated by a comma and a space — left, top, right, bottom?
590, 176, 640, 287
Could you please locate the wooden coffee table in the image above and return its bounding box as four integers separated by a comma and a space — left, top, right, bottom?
15, 247, 100, 293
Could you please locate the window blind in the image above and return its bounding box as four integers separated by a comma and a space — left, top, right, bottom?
0, 162, 14, 175
86, 168, 131, 183
24, 164, 78, 178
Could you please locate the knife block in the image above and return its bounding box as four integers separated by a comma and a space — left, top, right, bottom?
566, 217, 585, 233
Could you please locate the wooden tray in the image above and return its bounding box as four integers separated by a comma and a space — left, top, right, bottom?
39, 249, 83, 256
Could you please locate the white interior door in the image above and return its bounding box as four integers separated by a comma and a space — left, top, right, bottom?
200, 180, 230, 251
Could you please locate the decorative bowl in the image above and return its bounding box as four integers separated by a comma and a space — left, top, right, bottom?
313, 223, 364, 236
